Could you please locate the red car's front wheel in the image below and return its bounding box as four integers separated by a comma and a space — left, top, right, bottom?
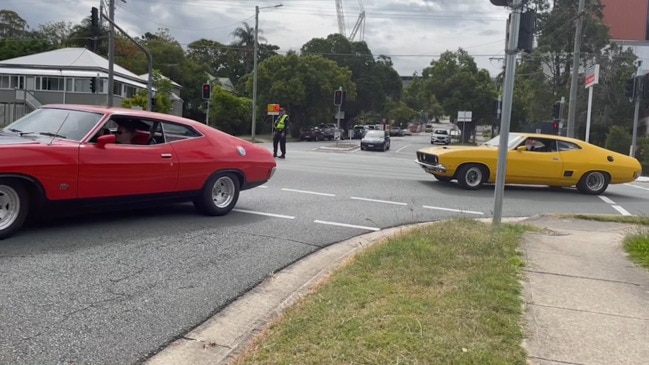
0, 180, 29, 240
194, 172, 241, 216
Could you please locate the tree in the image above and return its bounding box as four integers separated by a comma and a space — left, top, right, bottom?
519, 0, 636, 144
0, 10, 28, 39
249, 53, 356, 137
121, 70, 173, 114
230, 22, 260, 75
421, 49, 497, 126
36, 21, 73, 48
208, 86, 251, 135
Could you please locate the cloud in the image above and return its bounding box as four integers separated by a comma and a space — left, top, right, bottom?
5, 0, 512, 76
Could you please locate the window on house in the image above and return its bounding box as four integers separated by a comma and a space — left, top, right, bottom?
36, 77, 65, 91
125, 85, 136, 98
0, 75, 24, 89
113, 81, 122, 96
74, 79, 92, 93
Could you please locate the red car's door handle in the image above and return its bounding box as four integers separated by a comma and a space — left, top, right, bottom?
161, 153, 172, 159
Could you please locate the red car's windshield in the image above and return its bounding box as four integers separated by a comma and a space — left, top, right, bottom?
3, 108, 104, 142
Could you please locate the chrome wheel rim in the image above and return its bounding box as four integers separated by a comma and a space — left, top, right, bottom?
465, 167, 483, 187
586, 172, 606, 192
211, 176, 235, 209
0, 184, 20, 231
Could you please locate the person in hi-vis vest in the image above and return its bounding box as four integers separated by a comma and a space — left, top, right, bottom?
273, 108, 289, 158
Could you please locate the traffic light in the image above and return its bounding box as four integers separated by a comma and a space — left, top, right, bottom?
490, 0, 511, 5
91, 7, 99, 29
202, 83, 211, 100
642, 74, 649, 100
552, 101, 561, 120
552, 121, 559, 131
333, 90, 346, 106
625, 77, 636, 99
90, 77, 97, 93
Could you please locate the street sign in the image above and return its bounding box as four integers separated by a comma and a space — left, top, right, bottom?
267, 103, 280, 115
584, 64, 600, 88
457, 111, 472, 122
335, 111, 345, 119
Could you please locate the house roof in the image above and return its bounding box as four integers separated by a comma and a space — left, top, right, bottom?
0, 47, 143, 80
139, 73, 182, 88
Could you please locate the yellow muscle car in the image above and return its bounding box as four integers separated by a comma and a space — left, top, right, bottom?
414, 132, 642, 195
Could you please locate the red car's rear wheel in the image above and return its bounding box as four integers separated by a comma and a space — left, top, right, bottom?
0, 180, 29, 240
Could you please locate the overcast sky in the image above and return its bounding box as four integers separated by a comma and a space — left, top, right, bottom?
10, 0, 511, 77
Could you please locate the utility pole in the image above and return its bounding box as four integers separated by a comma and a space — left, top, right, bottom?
493, 0, 523, 225
251, 4, 282, 142
107, 0, 115, 107
631, 61, 643, 157
566, 0, 586, 138
251, 5, 259, 142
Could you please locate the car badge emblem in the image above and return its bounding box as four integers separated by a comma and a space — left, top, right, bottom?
237, 146, 246, 156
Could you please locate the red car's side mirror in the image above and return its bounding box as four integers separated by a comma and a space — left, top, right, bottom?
97, 134, 116, 148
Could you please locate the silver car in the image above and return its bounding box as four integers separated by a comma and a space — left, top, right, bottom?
431, 129, 450, 145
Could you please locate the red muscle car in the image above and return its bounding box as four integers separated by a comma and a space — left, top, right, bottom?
0, 104, 277, 239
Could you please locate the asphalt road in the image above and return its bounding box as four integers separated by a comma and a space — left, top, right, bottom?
2, 132, 648, 364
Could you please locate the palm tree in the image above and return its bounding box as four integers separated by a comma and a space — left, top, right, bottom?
230, 22, 266, 74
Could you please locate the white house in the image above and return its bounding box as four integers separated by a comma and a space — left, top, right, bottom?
0, 47, 184, 125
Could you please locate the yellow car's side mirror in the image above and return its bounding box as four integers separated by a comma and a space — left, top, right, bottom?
517, 145, 527, 152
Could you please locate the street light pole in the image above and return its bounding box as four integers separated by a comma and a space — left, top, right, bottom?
251, 4, 282, 143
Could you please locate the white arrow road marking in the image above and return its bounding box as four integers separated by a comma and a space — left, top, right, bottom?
351, 197, 408, 206
314, 220, 380, 231
422, 205, 484, 215
281, 188, 336, 197
232, 209, 295, 219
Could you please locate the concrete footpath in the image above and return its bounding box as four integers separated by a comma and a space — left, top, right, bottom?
521, 215, 649, 365
145, 216, 649, 365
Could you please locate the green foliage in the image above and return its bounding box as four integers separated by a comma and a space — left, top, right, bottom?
249, 53, 356, 137
121, 70, 173, 114
417, 49, 497, 124
605, 125, 631, 154
635, 136, 649, 175
209, 87, 251, 135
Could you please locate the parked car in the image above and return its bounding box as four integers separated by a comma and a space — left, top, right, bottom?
414, 132, 641, 195
361, 129, 391, 151
0, 104, 277, 239
319, 123, 346, 140
424, 124, 433, 133
389, 126, 403, 136
352, 125, 368, 139
431, 128, 451, 144
299, 126, 326, 141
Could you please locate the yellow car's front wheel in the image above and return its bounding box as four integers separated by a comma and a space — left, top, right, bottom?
457, 164, 488, 190
576, 171, 610, 195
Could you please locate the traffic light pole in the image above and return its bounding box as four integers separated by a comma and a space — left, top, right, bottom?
631, 61, 643, 157
205, 80, 211, 125
493, 0, 522, 226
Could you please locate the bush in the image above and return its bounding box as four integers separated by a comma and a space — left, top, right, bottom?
605, 125, 632, 155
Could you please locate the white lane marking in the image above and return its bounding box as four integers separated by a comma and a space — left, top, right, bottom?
396, 145, 411, 153
624, 183, 649, 191
232, 209, 295, 219
314, 220, 380, 231
281, 188, 335, 197
612, 205, 632, 216
350, 197, 408, 206
598, 195, 634, 216
598, 196, 616, 204
422, 205, 484, 215
259, 185, 268, 188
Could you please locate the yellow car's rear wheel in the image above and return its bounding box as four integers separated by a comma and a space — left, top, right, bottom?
576, 171, 610, 195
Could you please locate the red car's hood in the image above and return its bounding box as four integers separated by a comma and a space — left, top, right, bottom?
0, 134, 41, 146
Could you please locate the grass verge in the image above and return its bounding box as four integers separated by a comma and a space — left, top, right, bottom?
233, 219, 530, 364
555, 214, 649, 271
